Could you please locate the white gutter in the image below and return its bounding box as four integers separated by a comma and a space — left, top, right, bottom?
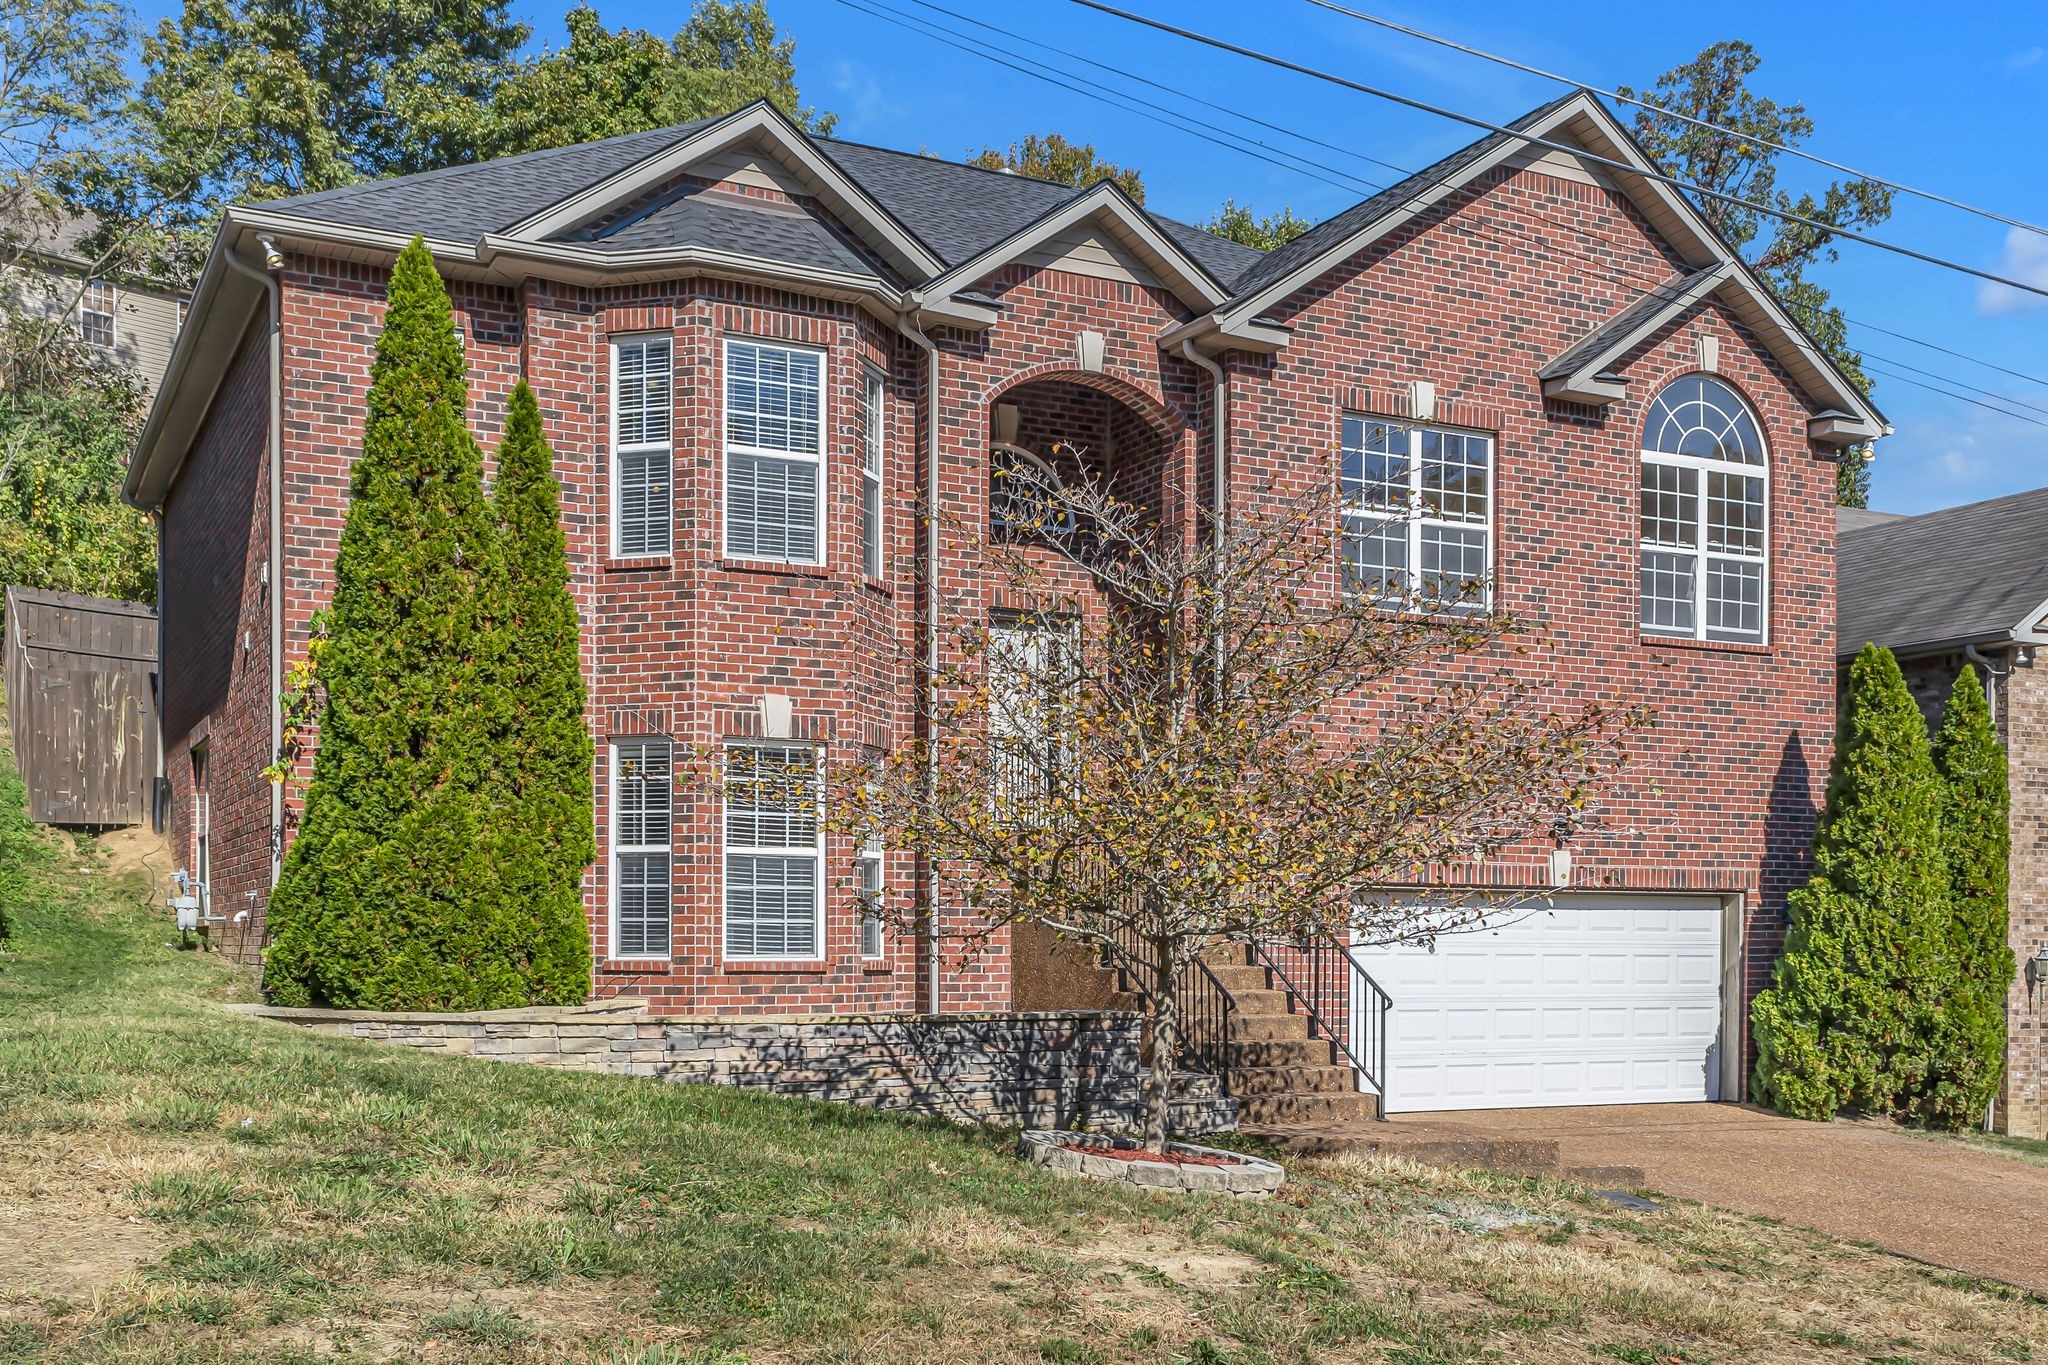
219, 235, 286, 887
901, 318, 944, 1015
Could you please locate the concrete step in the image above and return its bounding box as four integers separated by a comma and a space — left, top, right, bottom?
1172, 1070, 1226, 1101
1225, 1035, 1334, 1068
1230, 1011, 1312, 1042
1225, 1064, 1357, 1096
1233, 1089, 1381, 1127
1204, 963, 1270, 993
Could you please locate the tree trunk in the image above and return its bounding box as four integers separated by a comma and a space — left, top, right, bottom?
1144, 939, 1179, 1152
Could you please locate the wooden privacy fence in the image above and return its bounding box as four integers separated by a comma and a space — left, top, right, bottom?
4, 585, 159, 827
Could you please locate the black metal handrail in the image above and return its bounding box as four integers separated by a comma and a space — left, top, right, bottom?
1099, 926, 1239, 1089
1249, 937, 1391, 1120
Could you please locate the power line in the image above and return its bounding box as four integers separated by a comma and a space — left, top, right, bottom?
833, 0, 1389, 205
1859, 350, 2048, 419
1848, 318, 2048, 393
1064, 0, 2048, 302
1861, 362, 2048, 432
1298, 0, 2048, 243
834, 0, 2048, 410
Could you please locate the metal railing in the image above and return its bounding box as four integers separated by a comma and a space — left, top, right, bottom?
1249, 937, 1392, 1120
1100, 926, 1239, 1088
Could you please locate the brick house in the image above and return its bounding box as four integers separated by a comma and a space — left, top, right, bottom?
1839, 496, 2048, 1138
125, 91, 1886, 1119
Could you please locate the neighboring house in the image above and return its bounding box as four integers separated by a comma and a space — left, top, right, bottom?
1838, 494, 2048, 1138
125, 91, 1885, 1123
2, 207, 188, 397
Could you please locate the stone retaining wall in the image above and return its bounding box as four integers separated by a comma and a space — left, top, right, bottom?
239, 1003, 1237, 1136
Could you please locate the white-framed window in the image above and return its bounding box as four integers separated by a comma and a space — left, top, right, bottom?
611, 740, 673, 958
725, 339, 824, 564
859, 367, 885, 580
77, 278, 116, 351
858, 847, 885, 959
612, 335, 673, 558
1340, 415, 1493, 611
724, 743, 823, 959
1639, 375, 1768, 643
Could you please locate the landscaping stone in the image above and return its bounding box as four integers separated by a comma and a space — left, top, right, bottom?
238, 1003, 1238, 1138
1017, 1130, 1284, 1197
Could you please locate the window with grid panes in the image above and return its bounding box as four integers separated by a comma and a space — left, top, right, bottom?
1639, 375, 1768, 643
1340, 415, 1492, 610
859, 368, 884, 579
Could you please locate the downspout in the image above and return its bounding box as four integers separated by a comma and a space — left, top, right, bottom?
901, 317, 943, 1015
221, 234, 285, 888
1179, 341, 1228, 701
1964, 642, 2010, 726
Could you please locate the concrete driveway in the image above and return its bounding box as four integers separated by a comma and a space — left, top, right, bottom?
1393, 1103, 2048, 1293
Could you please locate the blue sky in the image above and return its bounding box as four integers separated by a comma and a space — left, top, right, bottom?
135, 0, 2048, 513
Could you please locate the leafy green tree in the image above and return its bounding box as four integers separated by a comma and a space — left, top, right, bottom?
484, 2, 831, 157
265, 238, 587, 1010
1751, 644, 1949, 1120
123, 0, 529, 247
487, 380, 595, 989
969, 133, 1145, 202
0, 377, 155, 606
1920, 664, 2014, 1127
1620, 42, 1889, 508
1206, 199, 1312, 251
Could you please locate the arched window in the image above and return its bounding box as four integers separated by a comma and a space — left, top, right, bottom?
1639, 375, 1767, 643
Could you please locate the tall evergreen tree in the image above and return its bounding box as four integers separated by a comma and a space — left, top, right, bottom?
1751, 644, 1949, 1119
1920, 664, 2014, 1126
489, 380, 594, 991
265, 238, 586, 1009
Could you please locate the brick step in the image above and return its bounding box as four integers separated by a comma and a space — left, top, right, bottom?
1224, 1035, 1334, 1068
1224, 1064, 1357, 1096
1224, 1011, 1312, 1043
1171, 1070, 1226, 1102
1233, 1089, 1381, 1127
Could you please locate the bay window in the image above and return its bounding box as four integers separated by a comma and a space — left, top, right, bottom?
725, 339, 824, 564
612, 336, 673, 557
611, 740, 673, 958
724, 743, 823, 958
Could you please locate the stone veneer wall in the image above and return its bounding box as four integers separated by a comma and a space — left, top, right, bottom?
241, 1003, 1237, 1136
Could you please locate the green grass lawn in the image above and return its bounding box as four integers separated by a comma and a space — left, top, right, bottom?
0, 786, 2043, 1360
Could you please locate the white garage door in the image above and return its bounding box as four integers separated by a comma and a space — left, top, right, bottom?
1352, 894, 1726, 1113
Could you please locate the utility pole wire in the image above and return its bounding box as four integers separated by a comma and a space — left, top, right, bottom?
1298, 0, 2048, 242
1065, 0, 2048, 301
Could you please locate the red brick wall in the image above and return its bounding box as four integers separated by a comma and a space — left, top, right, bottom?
160, 319, 273, 958
1227, 162, 1838, 1072
169, 155, 1839, 1038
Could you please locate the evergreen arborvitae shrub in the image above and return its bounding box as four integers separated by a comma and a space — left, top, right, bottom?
1751, 644, 1950, 1120
1920, 664, 2013, 1127
265, 238, 588, 1009
487, 380, 594, 993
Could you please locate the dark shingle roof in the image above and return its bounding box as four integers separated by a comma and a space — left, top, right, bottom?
1835, 506, 1903, 534
1538, 265, 1725, 380
247, 111, 1266, 289
565, 190, 880, 278
255, 121, 718, 240
1219, 92, 1582, 308
1837, 487, 2048, 656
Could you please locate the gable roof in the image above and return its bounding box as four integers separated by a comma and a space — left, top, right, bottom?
1166, 89, 1886, 443
1538, 263, 1731, 389
1837, 487, 2048, 657
1219, 92, 1580, 305
257, 121, 719, 243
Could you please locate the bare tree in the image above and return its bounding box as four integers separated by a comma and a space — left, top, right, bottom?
833, 458, 1650, 1150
